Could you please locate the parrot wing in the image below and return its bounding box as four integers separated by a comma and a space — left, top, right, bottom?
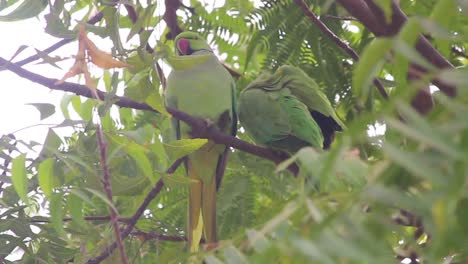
238, 86, 323, 153
276, 65, 345, 148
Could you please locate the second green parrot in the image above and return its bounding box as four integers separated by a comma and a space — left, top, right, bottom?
165, 32, 237, 252
238, 65, 344, 153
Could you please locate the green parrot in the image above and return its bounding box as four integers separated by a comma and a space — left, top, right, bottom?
164, 32, 237, 253
238, 65, 344, 153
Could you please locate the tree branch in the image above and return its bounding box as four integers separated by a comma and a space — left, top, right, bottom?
96, 125, 128, 264
0, 57, 298, 175
131, 230, 186, 242
163, 0, 183, 40
337, 0, 456, 97
85, 158, 184, 264
294, 0, 388, 100
29, 215, 132, 223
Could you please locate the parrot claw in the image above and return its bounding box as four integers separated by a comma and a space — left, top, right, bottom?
202, 241, 219, 251
189, 118, 215, 138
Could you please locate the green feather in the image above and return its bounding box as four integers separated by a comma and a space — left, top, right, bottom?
238, 65, 344, 152
165, 32, 236, 252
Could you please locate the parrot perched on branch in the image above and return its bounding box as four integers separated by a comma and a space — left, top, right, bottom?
165, 32, 237, 252
238, 65, 344, 153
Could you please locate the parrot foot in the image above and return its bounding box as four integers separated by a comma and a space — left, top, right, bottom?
189, 118, 215, 138
202, 241, 219, 252
203, 118, 216, 128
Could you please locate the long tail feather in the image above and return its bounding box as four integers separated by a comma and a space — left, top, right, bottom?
202, 177, 217, 243
188, 164, 203, 253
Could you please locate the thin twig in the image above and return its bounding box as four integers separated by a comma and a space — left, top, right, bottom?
85, 158, 184, 264
0, 134, 16, 195
131, 230, 186, 242
96, 125, 128, 264
322, 14, 357, 21
123, 4, 168, 88
293, 0, 389, 99
29, 215, 132, 223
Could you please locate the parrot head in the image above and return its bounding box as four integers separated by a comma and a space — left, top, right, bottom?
174, 32, 212, 56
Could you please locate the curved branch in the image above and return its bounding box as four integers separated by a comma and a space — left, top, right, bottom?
163, 0, 183, 39
337, 0, 456, 97
96, 125, 128, 264
131, 230, 186, 242
29, 215, 132, 223
294, 0, 388, 99
85, 158, 184, 264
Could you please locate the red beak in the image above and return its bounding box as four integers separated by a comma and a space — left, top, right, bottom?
177, 38, 190, 55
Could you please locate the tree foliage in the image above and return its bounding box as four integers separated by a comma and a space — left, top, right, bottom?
0, 0, 467, 263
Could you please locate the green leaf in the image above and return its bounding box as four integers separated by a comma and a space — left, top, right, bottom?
438, 68, 468, 87
456, 198, 468, 233
389, 102, 464, 159
8, 44, 28, 61
394, 18, 422, 86
38, 158, 55, 197
431, 0, 456, 25
204, 255, 224, 264
60, 94, 74, 119
385, 118, 463, 159
374, 0, 392, 23
53, 119, 86, 128
126, 4, 156, 42
418, 18, 455, 40
393, 40, 437, 71
0, 1, 18, 12
223, 245, 248, 264
44, 12, 76, 38
291, 237, 334, 263
67, 193, 86, 228
246, 229, 270, 252
39, 129, 62, 157
0, 0, 48, 21
164, 138, 208, 161
71, 95, 81, 117
146, 91, 170, 116
382, 142, 447, 185
84, 188, 118, 213
353, 38, 392, 103
0, 205, 28, 218
69, 188, 94, 207
79, 99, 94, 121
11, 154, 28, 203
34, 48, 64, 68
50, 192, 65, 235
162, 172, 193, 187
26, 103, 55, 120
116, 138, 156, 184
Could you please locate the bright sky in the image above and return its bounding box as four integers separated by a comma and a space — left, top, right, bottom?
0, 18, 70, 147
0, 0, 225, 153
